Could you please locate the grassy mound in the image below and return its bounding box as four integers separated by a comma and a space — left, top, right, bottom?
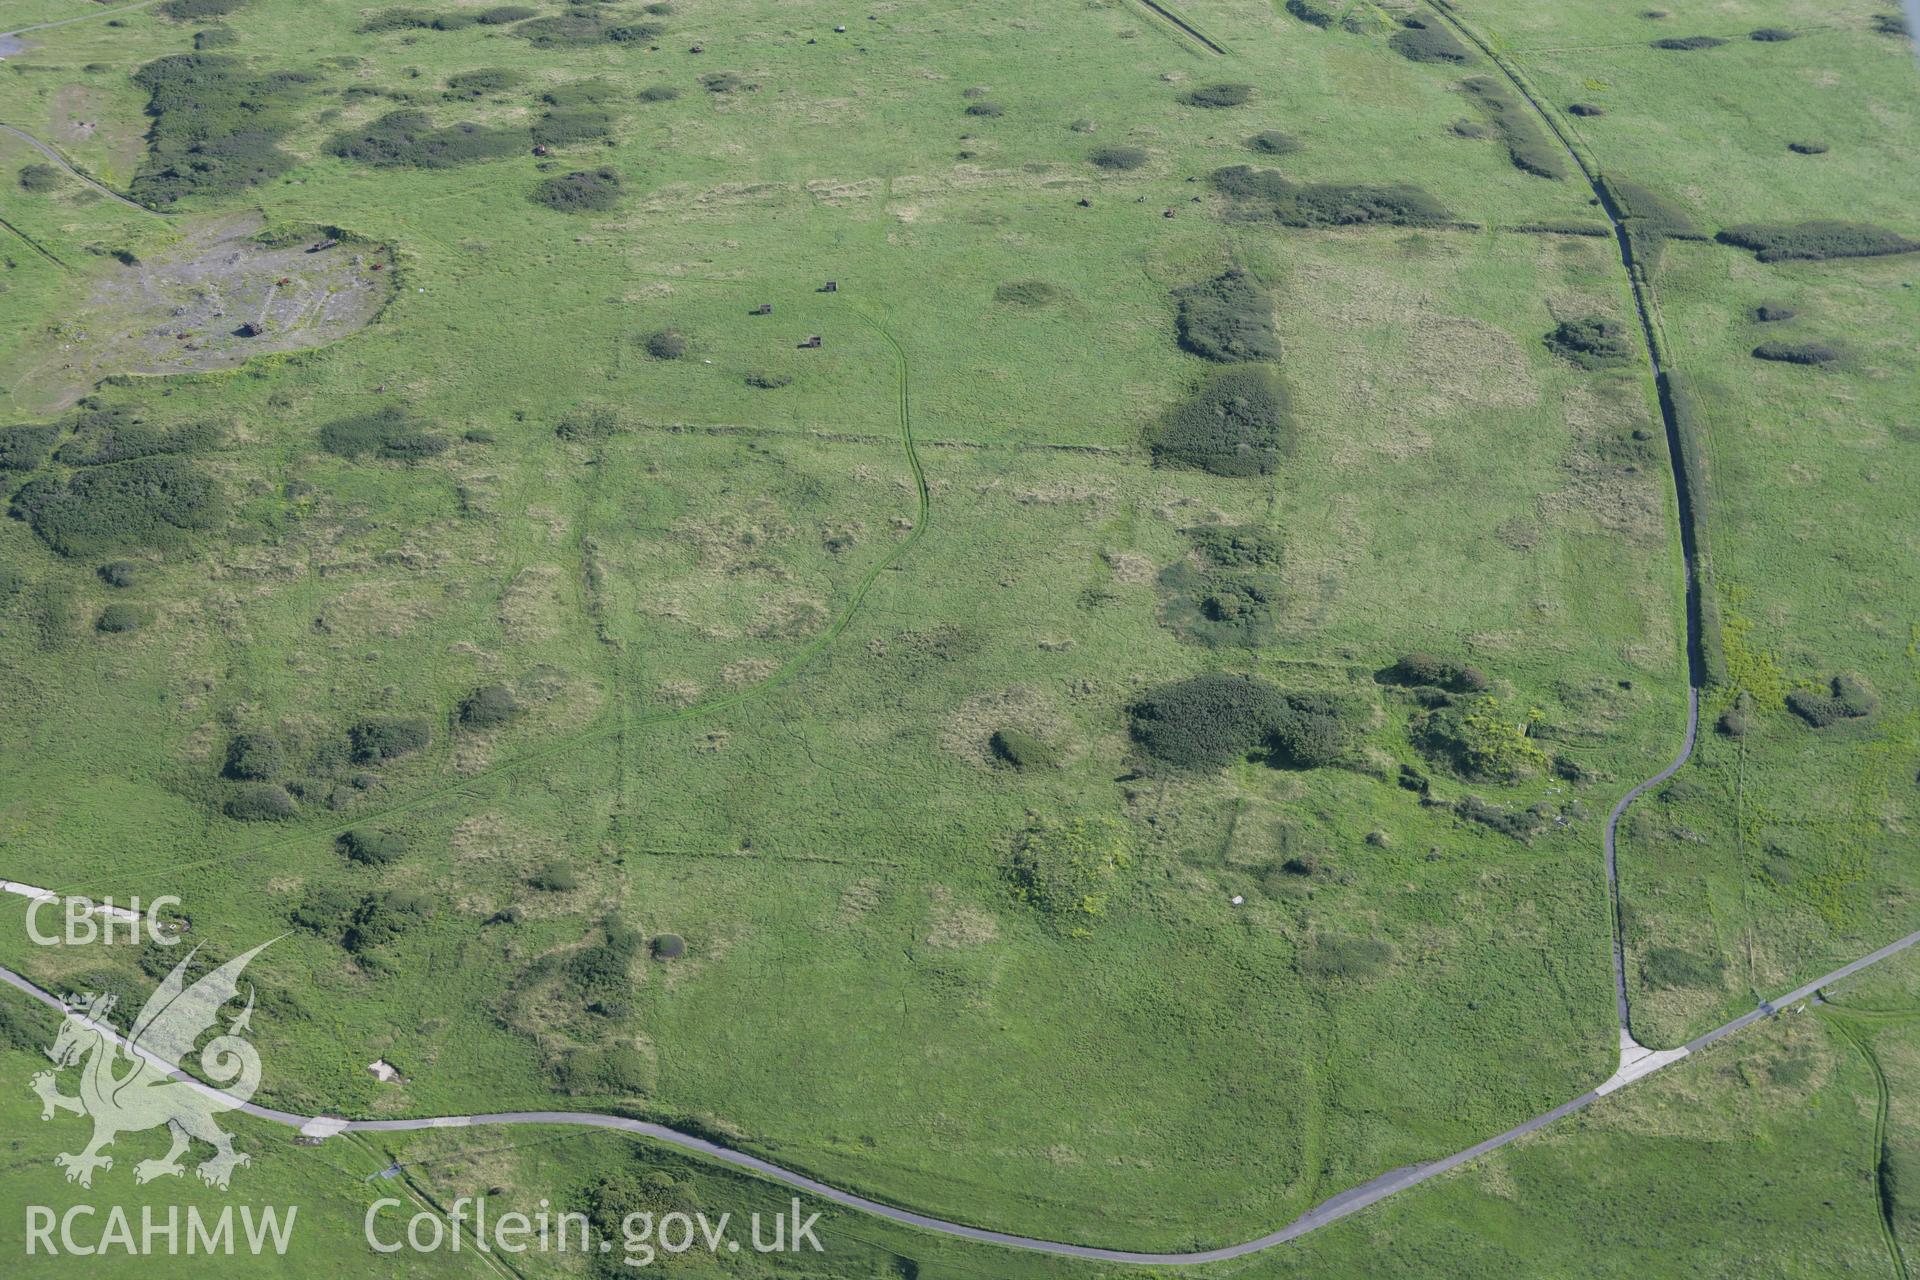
1379, 652, 1490, 693
96, 603, 147, 634
445, 68, 525, 99
644, 329, 687, 360
1752, 341, 1838, 365
1754, 302, 1798, 322
989, 727, 1060, 769
1089, 145, 1148, 171
18, 163, 62, 193
10, 457, 220, 557
1545, 316, 1634, 368
1461, 77, 1565, 179
1246, 131, 1301, 155
1388, 20, 1474, 65
348, 716, 431, 763
513, 15, 661, 47
638, 84, 680, 102
1718, 221, 1920, 262
532, 109, 614, 147
532, 168, 623, 212
459, 684, 519, 727
1209, 165, 1451, 227
1172, 269, 1281, 363
652, 933, 686, 959
329, 111, 524, 169
318, 408, 449, 460
1180, 83, 1254, 109
339, 829, 408, 866
1568, 102, 1605, 117
225, 783, 295, 821
223, 730, 283, 780
1148, 365, 1293, 477
1787, 140, 1829, 155
531, 862, 578, 891
1413, 696, 1548, 781
1188, 523, 1283, 568
1158, 561, 1285, 648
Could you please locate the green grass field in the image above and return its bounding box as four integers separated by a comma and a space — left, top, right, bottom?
0, 0, 1916, 1270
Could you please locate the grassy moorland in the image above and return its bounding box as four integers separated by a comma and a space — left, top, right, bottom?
0, 0, 1912, 1267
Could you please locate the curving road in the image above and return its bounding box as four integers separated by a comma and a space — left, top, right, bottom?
0, 122, 154, 213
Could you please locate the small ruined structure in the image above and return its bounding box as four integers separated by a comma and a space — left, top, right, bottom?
755, 303, 773, 315
236, 321, 264, 337
820, 280, 838, 293
307, 238, 339, 253
367, 1060, 401, 1083
799, 335, 822, 348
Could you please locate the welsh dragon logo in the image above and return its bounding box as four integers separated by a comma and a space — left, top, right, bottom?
30, 941, 271, 1190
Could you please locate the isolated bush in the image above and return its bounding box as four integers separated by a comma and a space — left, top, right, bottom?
348, 716, 431, 763
459, 683, 518, 727
541, 80, 620, 108
1642, 945, 1723, 989
990, 727, 1060, 769
1209, 166, 1451, 227
651, 933, 685, 959
701, 72, 745, 94
343, 890, 433, 954
993, 279, 1063, 307
1159, 561, 1285, 648
531, 862, 579, 891
225, 783, 296, 822
1717, 221, 1919, 262
1188, 523, 1283, 568
11, 456, 220, 557
55, 418, 215, 467
477, 4, 536, 21
0, 424, 58, 470
129, 54, 314, 203
1787, 674, 1876, 727
1873, 14, 1911, 37
291, 884, 357, 935
1716, 692, 1754, 737
1179, 83, 1254, 109
1130, 673, 1289, 769
1750, 27, 1796, 41
1461, 77, 1564, 178
1007, 816, 1131, 928
1089, 145, 1148, 171
1652, 35, 1725, 50
964, 100, 1004, 117
330, 111, 523, 169
637, 84, 680, 102
18, 163, 62, 193
1173, 269, 1281, 363
1545, 316, 1634, 368
1381, 652, 1490, 693
568, 920, 644, 995
1246, 130, 1300, 155
531, 167, 622, 212
744, 371, 792, 389
1787, 140, 1829, 155
643, 329, 687, 360
1268, 692, 1356, 768
1389, 21, 1473, 65
1149, 365, 1292, 476
1754, 302, 1797, 322
1568, 102, 1605, 117
1752, 341, 1838, 365
96, 603, 146, 633
223, 730, 284, 780
445, 68, 524, 99
1300, 934, 1392, 980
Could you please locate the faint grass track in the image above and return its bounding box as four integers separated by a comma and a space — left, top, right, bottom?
1131, 0, 1228, 55
1821, 1010, 1911, 1280
0, 122, 158, 214
66, 303, 928, 894
2, 0, 160, 38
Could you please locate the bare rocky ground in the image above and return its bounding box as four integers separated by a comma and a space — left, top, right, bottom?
20, 212, 392, 406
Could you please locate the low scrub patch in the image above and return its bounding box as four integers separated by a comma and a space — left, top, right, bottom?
1389, 20, 1473, 65
1752, 341, 1837, 365
1787, 674, 1875, 727
1754, 302, 1797, 322
1285, 0, 1334, 29
644, 329, 687, 360
532, 167, 623, 212
18, 163, 62, 193
1158, 561, 1285, 648
1568, 102, 1605, 117
95, 603, 146, 634
994, 279, 1064, 307
329, 111, 523, 169
445, 69, 525, 99
1188, 522, 1283, 568
1456, 795, 1549, 841
223, 731, 283, 780
1414, 696, 1548, 782
1131, 673, 1289, 769
0, 425, 59, 471
1089, 145, 1148, 171
1180, 83, 1254, 109
11, 456, 220, 557
1209, 165, 1451, 227
348, 716, 431, 763
1172, 268, 1281, 363
158, 0, 247, 20
514, 15, 661, 46
1545, 316, 1634, 368
1246, 131, 1300, 155
638, 84, 680, 102
1642, 945, 1723, 989
129, 54, 314, 203
963, 100, 1004, 117
1461, 77, 1565, 179
1007, 816, 1131, 932
1148, 364, 1293, 476
225, 783, 295, 822
1379, 652, 1489, 693
1300, 934, 1392, 981
459, 683, 518, 728
318, 408, 448, 460
339, 829, 408, 866
1652, 35, 1726, 50
1750, 27, 1796, 41
532, 109, 614, 147
1717, 221, 1919, 262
